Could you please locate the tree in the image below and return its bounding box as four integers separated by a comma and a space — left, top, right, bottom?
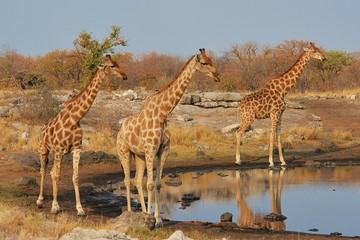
36, 49, 81, 88
73, 25, 127, 80
0, 47, 36, 89
315, 50, 353, 90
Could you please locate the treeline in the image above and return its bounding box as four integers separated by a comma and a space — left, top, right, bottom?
1, 39, 359, 93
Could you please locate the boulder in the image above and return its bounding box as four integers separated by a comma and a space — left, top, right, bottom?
109, 211, 156, 232
220, 212, 233, 222
166, 230, 193, 240
59, 227, 135, 240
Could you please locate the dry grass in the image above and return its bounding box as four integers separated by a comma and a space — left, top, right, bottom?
0, 119, 40, 152
287, 126, 322, 141
332, 129, 353, 143
83, 127, 117, 153
170, 124, 228, 147
168, 124, 234, 161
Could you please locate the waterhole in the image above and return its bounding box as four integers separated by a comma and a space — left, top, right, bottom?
157, 165, 360, 237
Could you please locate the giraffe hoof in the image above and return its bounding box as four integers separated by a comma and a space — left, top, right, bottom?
235, 160, 242, 165
155, 219, 164, 228
36, 200, 43, 208
51, 206, 61, 214
77, 210, 86, 216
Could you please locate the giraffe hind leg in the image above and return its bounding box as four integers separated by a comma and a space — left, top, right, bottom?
134, 155, 146, 212
72, 148, 85, 215
37, 148, 49, 208
50, 152, 62, 214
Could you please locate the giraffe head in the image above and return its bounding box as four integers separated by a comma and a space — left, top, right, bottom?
195, 48, 220, 82
303, 42, 326, 61
98, 55, 128, 80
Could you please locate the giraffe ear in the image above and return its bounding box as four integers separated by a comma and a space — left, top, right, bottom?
303, 47, 310, 52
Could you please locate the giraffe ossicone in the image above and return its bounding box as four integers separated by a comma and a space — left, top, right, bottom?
116, 48, 220, 227
36, 55, 127, 215
235, 42, 326, 167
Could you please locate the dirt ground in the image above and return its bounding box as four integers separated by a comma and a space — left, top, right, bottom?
2, 97, 360, 240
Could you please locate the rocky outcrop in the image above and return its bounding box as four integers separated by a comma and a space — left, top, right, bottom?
180, 92, 243, 108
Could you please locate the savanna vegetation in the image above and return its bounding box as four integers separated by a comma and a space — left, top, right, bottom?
1, 26, 359, 94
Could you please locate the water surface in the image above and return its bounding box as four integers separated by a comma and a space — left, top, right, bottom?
157, 165, 360, 237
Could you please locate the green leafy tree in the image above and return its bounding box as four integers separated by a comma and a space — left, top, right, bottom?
73, 25, 127, 80
315, 50, 353, 90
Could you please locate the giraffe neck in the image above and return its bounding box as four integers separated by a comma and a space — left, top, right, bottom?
145, 55, 198, 120
267, 51, 311, 97
63, 69, 105, 123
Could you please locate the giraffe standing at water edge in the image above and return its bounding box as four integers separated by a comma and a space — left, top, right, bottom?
36, 55, 127, 215
116, 49, 220, 227
235, 42, 326, 167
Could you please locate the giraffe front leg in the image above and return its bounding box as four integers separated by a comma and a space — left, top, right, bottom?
276, 114, 286, 166
72, 149, 85, 216
117, 138, 132, 212
37, 149, 49, 208
50, 152, 62, 214
235, 120, 252, 165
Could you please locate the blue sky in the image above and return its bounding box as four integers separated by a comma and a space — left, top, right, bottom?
1, 0, 359, 57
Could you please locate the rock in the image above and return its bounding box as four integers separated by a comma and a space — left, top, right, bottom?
18, 176, 36, 186
181, 194, 200, 201
286, 100, 304, 109
117, 118, 126, 128
176, 114, 193, 122
305, 160, 321, 167
122, 90, 137, 101
264, 213, 287, 222
220, 212, 233, 222
165, 178, 182, 187
20, 132, 30, 143
59, 227, 135, 240
314, 148, 323, 153
221, 124, 239, 134
8, 107, 20, 119
166, 230, 193, 240
311, 114, 321, 121
109, 211, 156, 232
201, 92, 243, 102
347, 94, 357, 99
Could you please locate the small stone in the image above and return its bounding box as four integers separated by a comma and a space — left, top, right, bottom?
166, 230, 193, 240
314, 148, 323, 153
18, 176, 36, 186
220, 212, 233, 222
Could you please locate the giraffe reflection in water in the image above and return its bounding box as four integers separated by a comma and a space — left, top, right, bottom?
236, 168, 286, 230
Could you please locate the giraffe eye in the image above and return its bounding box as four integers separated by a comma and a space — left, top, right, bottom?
201, 62, 209, 66
110, 65, 116, 68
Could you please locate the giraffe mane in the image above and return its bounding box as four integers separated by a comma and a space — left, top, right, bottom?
274, 50, 307, 79
148, 55, 195, 98
63, 68, 101, 105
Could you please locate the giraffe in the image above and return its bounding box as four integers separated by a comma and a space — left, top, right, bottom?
116, 48, 220, 227
36, 55, 127, 215
236, 168, 286, 230
235, 42, 326, 167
